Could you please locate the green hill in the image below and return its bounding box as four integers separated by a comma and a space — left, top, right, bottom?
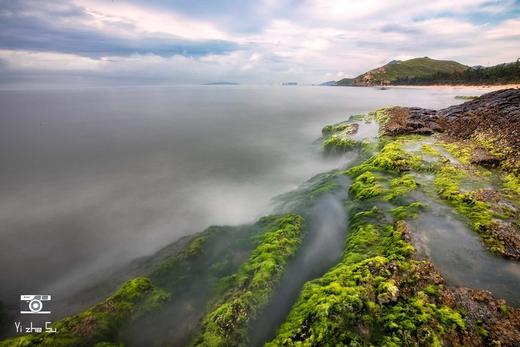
337, 57, 468, 86
393, 60, 520, 85
336, 57, 520, 86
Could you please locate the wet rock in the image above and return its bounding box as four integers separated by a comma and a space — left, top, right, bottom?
414, 127, 434, 135
382, 106, 441, 136
489, 221, 520, 260
470, 148, 501, 167
381, 88, 520, 173
376, 291, 398, 304
382, 88, 519, 138
470, 188, 520, 260
442, 287, 520, 346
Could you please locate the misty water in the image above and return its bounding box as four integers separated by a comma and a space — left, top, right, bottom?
410, 198, 520, 306
249, 178, 351, 346
0, 85, 494, 325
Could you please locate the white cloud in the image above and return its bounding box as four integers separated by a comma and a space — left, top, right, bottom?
1, 0, 519, 85
0, 50, 101, 70
73, 0, 232, 41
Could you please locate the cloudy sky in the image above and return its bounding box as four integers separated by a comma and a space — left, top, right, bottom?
0, 0, 519, 86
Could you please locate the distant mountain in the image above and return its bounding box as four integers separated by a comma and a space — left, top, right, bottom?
390, 60, 520, 85
318, 80, 338, 86
203, 82, 239, 85
337, 57, 468, 86
336, 57, 520, 86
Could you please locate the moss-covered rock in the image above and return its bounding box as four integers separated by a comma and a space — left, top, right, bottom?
323, 135, 357, 153
193, 214, 304, 347
266, 139, 471, 346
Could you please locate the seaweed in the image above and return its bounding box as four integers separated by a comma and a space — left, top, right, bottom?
193, 214, 304, 346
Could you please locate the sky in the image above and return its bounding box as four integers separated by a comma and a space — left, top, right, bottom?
0, 0, 519, 87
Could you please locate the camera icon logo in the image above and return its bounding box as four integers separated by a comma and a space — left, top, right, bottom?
20, 295, 51, 314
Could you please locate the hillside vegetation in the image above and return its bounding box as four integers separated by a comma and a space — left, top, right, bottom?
337, 57, 520, 86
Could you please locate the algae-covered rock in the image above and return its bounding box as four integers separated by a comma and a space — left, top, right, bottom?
193, 214, 304, 347
380, 89, 520, 174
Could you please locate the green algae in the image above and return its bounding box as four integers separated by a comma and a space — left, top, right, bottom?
321, 122, 352, 136
421, 143, 441, 157
503, 173, 520, 202
267, 139, 466, 347
193, 214, 304, 347
275, 171, 341, 212
348, 114, 371, 122
267, 211, 462, 346
322, 135, 356, 153
391, 202, 425, 220
407, 136, 519, 258
388, 174, 418, 200
439, 141, 472, 165
123, 215, 307, 346
320, 113, 383, 154
373, 108, 392, 127
442, 133, 519, 175
432, 164, 508, 254
321, 118, 362, 153
2, 215, 294, 347
347, 139, 423, 175
350, 171, 386, 200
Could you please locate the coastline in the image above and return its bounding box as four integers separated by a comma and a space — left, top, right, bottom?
1, 89, 519, 346
386, 84, 520, 91
337, 84, 520, 91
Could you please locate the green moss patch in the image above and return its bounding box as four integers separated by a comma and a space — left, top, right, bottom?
433, 164, 510, 254
267, 208, 462, 346
193, 214, 304, 346
321, 122, 354, 136
267, 140, 467, 346
346, 140, 423, 175
503, 173, 520, 202
323, 135, 357, 153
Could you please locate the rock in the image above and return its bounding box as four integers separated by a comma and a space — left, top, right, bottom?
380, 88, 520, 173
377, 291, 398, 304
414, 127, 434, 135
443, 287, 520, 346
381, 107, 441, 136
470, 148, 501, 167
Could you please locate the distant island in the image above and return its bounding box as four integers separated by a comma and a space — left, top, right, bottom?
334, 57, 520, 86
203, 82, 240, 85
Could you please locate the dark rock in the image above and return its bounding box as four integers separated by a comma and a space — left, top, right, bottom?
414, 127, 434, 135
470, 148, 501, 167
381, 88, 520, 173
443, 287, 520, 346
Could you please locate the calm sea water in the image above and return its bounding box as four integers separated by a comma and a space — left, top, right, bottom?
0, 85, 483, 308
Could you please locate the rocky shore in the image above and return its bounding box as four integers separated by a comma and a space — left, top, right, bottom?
2, 90, 519, 347
380, 88, 519, 173
375, 89, 520, 261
